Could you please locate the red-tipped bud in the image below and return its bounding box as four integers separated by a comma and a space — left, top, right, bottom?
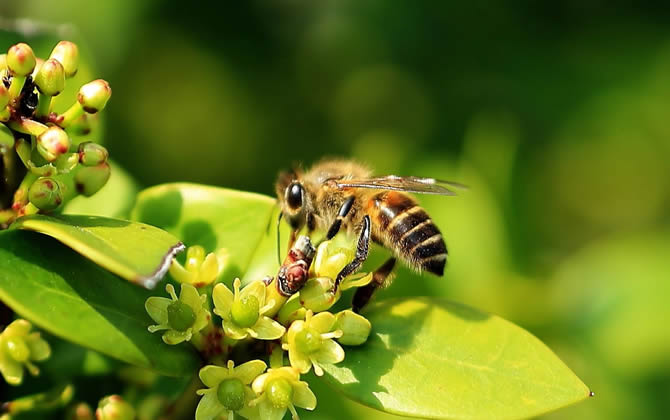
7, 43, 36, 76
77, 79, 111, 113
49, 41, 79, 78
34, 58, 65, 96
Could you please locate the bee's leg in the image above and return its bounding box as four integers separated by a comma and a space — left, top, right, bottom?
352, 257, 396, 313
326, 196, 355, 240
333, 215, 371, 291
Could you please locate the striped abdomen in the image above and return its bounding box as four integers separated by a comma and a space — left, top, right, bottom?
368, 191, 447, 275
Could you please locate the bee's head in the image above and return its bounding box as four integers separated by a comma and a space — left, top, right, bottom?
276, 170, 309, 230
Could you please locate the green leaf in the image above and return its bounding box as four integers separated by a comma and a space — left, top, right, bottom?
63, 160, 139, 219
11, 214, 184, 289
130, 183, 276, 280
0, 230, 199, 376
322, 297, 591, 419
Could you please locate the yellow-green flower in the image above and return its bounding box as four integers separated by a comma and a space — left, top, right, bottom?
213, 279, 285, 340
196, 360, 267, 420
251, 367, 316, 420
145, 283, 210, 345
0, 319, 51, 385
283, 310, 344, 376
169, 245, 229, 287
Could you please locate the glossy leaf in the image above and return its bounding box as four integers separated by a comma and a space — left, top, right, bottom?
12, 214, 184, 289
0, 230, 199, 376
322, 297, 591, 419
130, 183, 276, 281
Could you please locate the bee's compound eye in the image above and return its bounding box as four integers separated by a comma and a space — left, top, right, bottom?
286, 183, 303, 210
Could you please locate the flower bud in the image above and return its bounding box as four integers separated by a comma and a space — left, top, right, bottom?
78, 142, 108, 166
96, 395, 135, 420
217, 378, 246, 411
78, 79, 111, 113
0, 84, 9, 109
74, 162, 111, 196
7, 43, 36, 76
34, 58, 65, 96
334, 310, 371, 346
28, 177, 63, 211
299, 277, 339, 312
37, 126, 71, 162
49, 41, 79, 78
66, 402, 94, 420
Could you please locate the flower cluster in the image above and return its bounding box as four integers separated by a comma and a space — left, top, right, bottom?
0, 41, 112, 227
0, 319, 51, 385
145, 237, 374, 419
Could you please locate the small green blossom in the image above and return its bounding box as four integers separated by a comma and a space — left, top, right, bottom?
283, 310, 344, 376
213, 279, 285, 340
0, 319, 51, 385
169, 245, 228, 287
196, 359, 267, 420
145, 283, 210, 345
251, 367, 316, 420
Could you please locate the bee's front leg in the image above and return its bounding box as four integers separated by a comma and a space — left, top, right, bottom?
326, 195, 355, 240
333, 215, 371, 291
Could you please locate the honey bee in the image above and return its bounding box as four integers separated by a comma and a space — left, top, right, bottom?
276, 159, 462, 311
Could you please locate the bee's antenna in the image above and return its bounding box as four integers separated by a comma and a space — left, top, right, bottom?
276, 211, 283, 265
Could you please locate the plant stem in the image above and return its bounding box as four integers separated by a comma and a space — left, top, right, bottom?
59, 102, 84, 128
7, 75, 26, 102
35, 92, 52, 119
7, 118, 48, 137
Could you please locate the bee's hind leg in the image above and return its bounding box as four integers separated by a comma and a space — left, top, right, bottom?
333, 215, 370, 291
352, 257, 396, 313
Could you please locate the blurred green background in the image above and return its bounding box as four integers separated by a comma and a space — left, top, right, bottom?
2, 1, 670, 419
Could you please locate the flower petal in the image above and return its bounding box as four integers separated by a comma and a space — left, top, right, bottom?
199, 253, 220, 285
195, 388, 226, 420
240, 280, 266, 305
212, 283, 234, 318
199, 365, 230, 387
309, 312, 336, 334
180, 283, 202, 311
292, 381, 317, 410
313, 339, 345, 364
162, 329, 190, 345
341, 272, 373, 291
24, 333, 51, 361
287, 345, 312, 374
258, 399, 287, 420
0, 355, 24, 385
252, 372, 269, 394
193, 308, 211, 332
223, 322, 249, 340
145, 296, 171, 325
233, 359, 268, 385
4, 319, 32, 337
251, 317, 285, 340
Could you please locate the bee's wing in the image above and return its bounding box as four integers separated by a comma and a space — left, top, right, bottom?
334, 175, 466, 195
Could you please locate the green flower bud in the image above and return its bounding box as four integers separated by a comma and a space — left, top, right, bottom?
231, 295, 260, 328
167, 300, 196, 332
65, 402, 93, 420
34, 58, 65, 96
7, 43, 36, 76
334, 310, 372, 346
96, 395, 135, 420
266, 378, 293, 409
74, 162, 110, 196
28, 177, 63, 211
77, 79, 111, 113
36, 126, 71, 162
299, 277, 339, 312
217, 378, 246, 411
49, 41, 79, 78
68, 403, 93, 420
0, 123, 14, 149
78, 142, 108, 166
0, 84, 9, 109
185, 244, 206, 271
